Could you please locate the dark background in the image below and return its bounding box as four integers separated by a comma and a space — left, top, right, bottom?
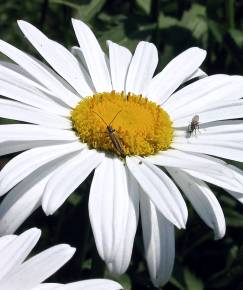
1, 1, 243, 289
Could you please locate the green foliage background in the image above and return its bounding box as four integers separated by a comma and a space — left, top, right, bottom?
1, 0, 243, 289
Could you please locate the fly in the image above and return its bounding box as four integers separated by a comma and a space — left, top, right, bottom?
92, 110, 125, 158
187, 115, 200, 137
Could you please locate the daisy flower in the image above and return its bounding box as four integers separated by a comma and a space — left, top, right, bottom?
0, 19, 243, 286
0, 227, 122, 290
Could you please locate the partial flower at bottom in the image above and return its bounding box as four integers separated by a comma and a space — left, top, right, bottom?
0, 228, 122, 290
1, 19, 243, 286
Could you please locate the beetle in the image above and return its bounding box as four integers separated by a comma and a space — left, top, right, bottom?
92, 110, 125, 158
187, 115, 200, 137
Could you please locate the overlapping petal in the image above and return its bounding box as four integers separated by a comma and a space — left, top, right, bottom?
140, 192, 175, 287
0, 40, 80, 107
163, 74, 231, 113
43, 149, 104, 215
72, 19, 112, 92
125, 41, 158, 94
0, 99, 71, 129
107, 40, 132, 92
126, 157, 188, 229
145, 47, 206, 104
167, 168, 226, 239
0, 64, 70, 116
0, 152, 82, 235
18, 21, 93, 97
89, 157, 139, 269
0, 125, 78, 142
0, 142, 84, 196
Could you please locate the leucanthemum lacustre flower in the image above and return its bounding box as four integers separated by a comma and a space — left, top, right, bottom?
0, 228, 122, 290
0, 19, 243, 286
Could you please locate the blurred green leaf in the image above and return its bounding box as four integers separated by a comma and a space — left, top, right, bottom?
184, 268, 204, 290
50, 0, 81, 10
106, 273, 132, 290
50, 0, 106, 21
225, 208, 243, 227
170, 277, 186, 290
228, 28, 243, 48
226, 246, 238, 268
208, 19, 224, 43
67, 192, 82, 206
181, 4, 208, 45
159, 13, 179, 29
74, 0, 107, 21
136, 0, 151, 15
207, 265, 242, 288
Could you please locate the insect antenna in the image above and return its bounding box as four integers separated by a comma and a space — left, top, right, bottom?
109, 110, 122, 126
92, 110, 108, 126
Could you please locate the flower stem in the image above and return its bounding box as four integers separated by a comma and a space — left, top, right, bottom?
225, 0, 235, 29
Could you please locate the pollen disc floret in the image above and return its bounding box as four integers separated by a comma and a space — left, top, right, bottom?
71, 91, 173, 156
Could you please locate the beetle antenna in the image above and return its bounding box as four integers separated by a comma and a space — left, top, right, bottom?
109, 110, 122, 126
92, 111, 108, 126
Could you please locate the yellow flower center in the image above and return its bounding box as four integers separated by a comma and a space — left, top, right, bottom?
71, 91, 173, 157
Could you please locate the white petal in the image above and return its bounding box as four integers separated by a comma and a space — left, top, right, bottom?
107, 41, 132, 92
32, 284, 61, 290
190, 167, 240, 190
89, 157, 126, 262
163, 74, 233, 113
43, 149, 104, 215
174, 120, 243, 141
126, 157, 187, 228
173, 100, 243, 127
145, 47, 206, 104
0, 99, 71, 129
0, 142, 83, 196
71, 46, 89, 72
71, 46, 96, 91
0, 79, 70, 116
170, 81, 243, 121
0, 178, 43, 235
89, 157, 139, 270
183, 156, 243, 197
140, 192, 175, 287
145, 149, 229, 176
0, 125, 78, 141
0, 152, 79, 235
0, 235, 17, 251
164, 151, 242, 192
125, 41, 158, 95
72, 19, 112, 92
0, 65, 70, 116
172, 138, 243, 163
59, 279, 123, 290
18, 21, 93, 97
0, 140, 71, 157
0, 40, 80, 107
0, 228, 40, 280
107, 172, 139, 275
224, 165, 243, 202
167, 168, 226, 239
0, 245, 75, 290
184, 68, 207, 82
0, 60, 41, 81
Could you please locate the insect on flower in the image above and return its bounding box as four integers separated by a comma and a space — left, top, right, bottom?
92, 110, 126, 158
187, 115, 200, 137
